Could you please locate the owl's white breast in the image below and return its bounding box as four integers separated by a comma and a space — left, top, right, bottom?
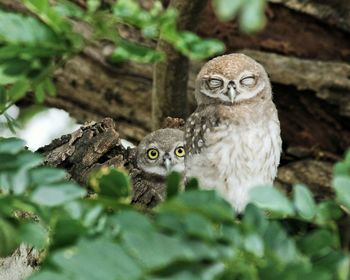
185, 117, 281, 212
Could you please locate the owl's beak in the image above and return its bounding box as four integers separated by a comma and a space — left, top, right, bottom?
227, 85, 236, 103
163, 153, 172, 172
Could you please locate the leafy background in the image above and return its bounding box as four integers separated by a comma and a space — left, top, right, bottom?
0, 137, 349, 279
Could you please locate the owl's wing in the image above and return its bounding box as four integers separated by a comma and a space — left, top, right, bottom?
185, 106, 221, 155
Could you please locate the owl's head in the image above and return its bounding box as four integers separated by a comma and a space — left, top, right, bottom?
195, 53, 271, 105
136, 128, 185, 176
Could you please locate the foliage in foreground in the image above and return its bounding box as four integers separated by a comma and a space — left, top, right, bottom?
0, 137, 349, 279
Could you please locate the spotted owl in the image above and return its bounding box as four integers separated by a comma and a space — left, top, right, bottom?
131, 128, 185, 207
185, 53, 282, 212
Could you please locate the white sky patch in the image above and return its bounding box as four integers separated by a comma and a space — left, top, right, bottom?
0, 106, 80, 151
0, 106, 137, 151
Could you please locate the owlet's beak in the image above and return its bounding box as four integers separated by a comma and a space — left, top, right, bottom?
163, 153, 172, 172
227, 83, 237, 103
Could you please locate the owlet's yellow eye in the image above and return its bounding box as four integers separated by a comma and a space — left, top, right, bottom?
147, 148, 159, 160
175, 146, 185, 158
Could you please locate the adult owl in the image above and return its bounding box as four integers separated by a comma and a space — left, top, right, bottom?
131, 128, 185, 207
185, 53, 282, 212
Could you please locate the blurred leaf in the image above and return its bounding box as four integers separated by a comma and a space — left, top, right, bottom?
314, 251, 350, 280
15, 105, 47, 127
7, 79, 30, 103
250, 186, 295, 216
51, 216, 87, 249
293, 184, 316, 221
334, 150, 350, 176
213, 0, 244, 21
19, 222, 47, 249
166, 171, 182, 199
0, 10, 60, 45
31, 182, 86, 207
298, 229, 338, 256
315, 201, 342, 225
185, 177, 199, 191
332, 176, 350, 210
45, 78, 56, 96
91, 168, 131, 201
0, 137, 25, 154
111, 40, 164, 63
29, 270, 65, 280
87, 0, 100, 13
30, 167, 67, 186
240, 0, 267, 33
160, 190, 235, 222
0, 218, 19, 257
244, 233, 264, 257
34, 82, 46, 103
50, 238, 143, 279
23, 0, 71, 34
0, 85, 6, 106
168, 31, 225, 60
263, 222, 299, 263
182, 213, 216, 240
53, 1, 84, 19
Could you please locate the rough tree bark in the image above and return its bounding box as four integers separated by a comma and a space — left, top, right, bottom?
152, 0, 208, 129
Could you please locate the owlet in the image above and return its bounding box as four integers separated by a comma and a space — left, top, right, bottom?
131, 128, 185, 207
185, 53, 282, 212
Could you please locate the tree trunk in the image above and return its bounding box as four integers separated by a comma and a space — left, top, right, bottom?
152, 0, 208, 129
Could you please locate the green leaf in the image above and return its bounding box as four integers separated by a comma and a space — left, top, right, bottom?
31, 182, 86, 207
0, 218, 19, 257
249, 186, 295, 216
263, 222, 299, 264
314, 252, 350, 280
53, 1, 84, 19
332, 176, 350, 210
244, 233, 264, 257
166, 171, 182, 199
185, 177, 199, 191
34, 82, 46, 103
293, 184, 316, 220
160, 190, 235, 222
87, 0, 100, 13
0, 10, 60, 45
240, 0, 267, 33
111, 40, 164, 63
30, 167, 67, 186
7, 79, 30, 103
23, 0, 71, 34
19, 222, 47, 249
121, 230, 198, 269
50, 238, 142, 279
44, 78, 56, 96
29, 270, 65, 280
51, 216, 87, 249
182, 213, 216, 240
315, 200, 342, 225
92, 168, 131, 201
0, 84, 7, 107
334, 150, 350, 176
298, 229, 338, 256
212, 0, 244, 21
0, 137, 25, 154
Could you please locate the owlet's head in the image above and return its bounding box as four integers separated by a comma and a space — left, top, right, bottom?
195, 53, 271, 105
136, 128, 185, 176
